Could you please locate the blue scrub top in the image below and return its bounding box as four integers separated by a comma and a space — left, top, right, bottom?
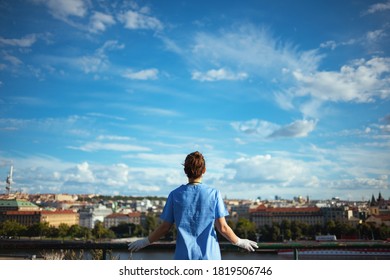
160, 183, 229, 260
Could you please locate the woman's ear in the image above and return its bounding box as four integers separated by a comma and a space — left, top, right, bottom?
203, 167, 206, 174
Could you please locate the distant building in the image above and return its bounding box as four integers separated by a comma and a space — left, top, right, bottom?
54, 194, 78, 201
0, 211, 41, 226
321, 206, 349, 223
78, 204, 113, 229
103, 212, 142, 228
78, 207, 94, 229
226, 200, 252, 222
41, 210, 79, 227
0, 209, 79, 227
135, 199, 153, 212
250, 205, 324, 227
0, 199, 40, 211
0, 199, 41, 226
366, 214, 390, 227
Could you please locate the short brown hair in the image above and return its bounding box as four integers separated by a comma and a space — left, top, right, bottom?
183, 151, 206, 179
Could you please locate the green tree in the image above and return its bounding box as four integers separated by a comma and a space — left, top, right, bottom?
271, 224, 281, 241
0, 220, 26, 237
68, 224, 87, 239
280, 220, 291, 241
26, 222, 50, 238
378, 224, 390, 240
325, 220, 336, 235
92, 221, 115, 239
259, 224, 272, 241
110, 222, 132, 238
79, 226, 92, 240
145, 215, 158, 234
46, 225, 59, 238
58, 223, 70, 239
235, 218, 257, 240
92, 221, 106, 239
291, 221, 303, 240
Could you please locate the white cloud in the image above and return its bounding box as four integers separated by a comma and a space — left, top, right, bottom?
89, 11, 115, 33
118, 10, 163, 31
226, 154, 317, 188
192, 68, 248, 82
269, 119, 317, 138
96, 135, 133, 141
186, 25, 389, 119
292, 57, 390, 103
77, 40, 124, 74
98, 40, 125, 52
33, 0, 88, 20
190, 25, 321, 77
5, 156, 175, 194
0, 115, 90, 133
67, 142, 151, 152
78, 55, 108, 74
2, 53, 23, 66
327, 176, 389, 190
65, 162, 95, 183
123, 153, 186, 168
231, 118, 317, 139
366, 29, 387, 42
231, 119, 280, 138
365, 1, 390, 14
133, 106, 180, 117
0, 34, 37, 47
3, 144, 389, 199
122, 68, 159, 80
319, 38, 357, 50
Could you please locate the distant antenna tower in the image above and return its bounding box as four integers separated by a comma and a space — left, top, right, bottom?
5, 164, 13, 195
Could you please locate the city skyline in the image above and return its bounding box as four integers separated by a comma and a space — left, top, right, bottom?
1, 1, 390, 200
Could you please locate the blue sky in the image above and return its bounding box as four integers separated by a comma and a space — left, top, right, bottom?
0, 0, 389, 200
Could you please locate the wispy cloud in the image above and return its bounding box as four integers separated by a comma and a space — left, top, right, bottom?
122, 68, 159, 80
190, 25, 321, 77
2, 52, 22, 66
0, 34, 37, 47
68, 142, 151, 152
96, 135, 134, 141
118, 10, 163, 31
269, 119, 317, 138
0, 115, 90, 133
89, 11, 115, 33
231, 119, 317, 139
74, 40, 124, 74
131, 106, 180, 117
32, 0, 88, 20
364, 1, 390, 15
192, 68, 248, 82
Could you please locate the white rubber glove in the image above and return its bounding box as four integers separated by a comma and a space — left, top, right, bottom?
234, 238, 258, 252
128, 238, 150, 252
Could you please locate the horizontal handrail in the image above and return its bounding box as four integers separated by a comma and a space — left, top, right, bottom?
1, 239, 390, 260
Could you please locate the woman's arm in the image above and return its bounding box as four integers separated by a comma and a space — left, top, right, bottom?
215, 216, 239, 244
128, 221, 172, 252
148, 221, 173, 243
215, 216, 258, 252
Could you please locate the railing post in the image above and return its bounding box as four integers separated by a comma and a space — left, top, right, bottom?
293, 248, 299, 260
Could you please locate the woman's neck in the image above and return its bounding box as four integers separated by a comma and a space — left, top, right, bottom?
188, 178, 202, 184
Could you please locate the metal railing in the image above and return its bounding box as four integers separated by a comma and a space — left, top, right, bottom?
1, 239, 390, 260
